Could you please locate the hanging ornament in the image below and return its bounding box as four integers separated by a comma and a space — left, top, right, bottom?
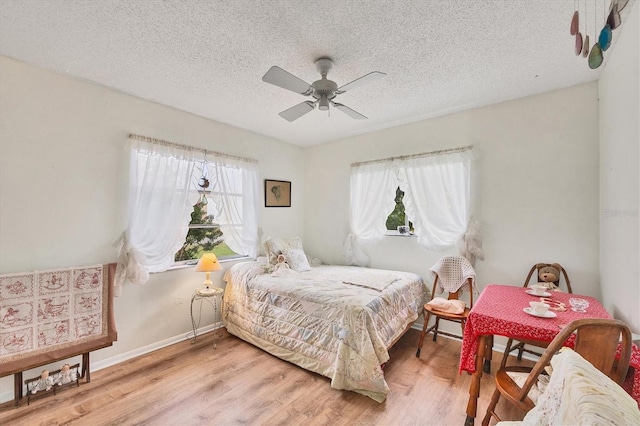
582, 0, 589, 57
198, 176, 210, 189
607, 3, 621, 30
609, 0, 628, 13
570, 10, 579, 35
575, 31, 583, 56
599, 24, 612, 51
582, 34, 590, 57
588, 43, 604, 69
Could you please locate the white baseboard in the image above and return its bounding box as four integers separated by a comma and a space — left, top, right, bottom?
0, 322, 224, 404
409, 323, 540, 362
91, 322, 224, 371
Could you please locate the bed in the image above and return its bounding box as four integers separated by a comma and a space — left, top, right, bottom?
222, 253, 428, 402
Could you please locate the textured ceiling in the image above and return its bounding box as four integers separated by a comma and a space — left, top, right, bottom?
0, 0, 636, 147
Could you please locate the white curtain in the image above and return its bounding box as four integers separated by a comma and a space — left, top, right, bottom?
115, 138, 199, 296
344, 161, 398, 266
401, 151, 471, 251
345, 149, 472, 265
208, 155, 259, 258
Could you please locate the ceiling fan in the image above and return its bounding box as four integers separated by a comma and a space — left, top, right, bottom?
262, 58, 386, 122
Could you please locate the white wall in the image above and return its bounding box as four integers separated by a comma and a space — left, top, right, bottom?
0, 56, 306, 401
304, 83, 601, 334
599, 2, 640, 333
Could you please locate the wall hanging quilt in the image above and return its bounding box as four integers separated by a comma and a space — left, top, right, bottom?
0, 264, 117, 375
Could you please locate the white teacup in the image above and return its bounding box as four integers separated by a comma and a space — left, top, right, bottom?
530, 284, 547, 295
530, 301, 550, 315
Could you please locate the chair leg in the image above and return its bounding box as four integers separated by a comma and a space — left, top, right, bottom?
500, 338, 514, 368
482, 387, 502, 426
416, 310, 431, 357
517, 343, 524, 361
432, 317, 440, 341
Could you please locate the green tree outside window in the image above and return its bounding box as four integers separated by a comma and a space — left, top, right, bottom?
386, 187, 413, 231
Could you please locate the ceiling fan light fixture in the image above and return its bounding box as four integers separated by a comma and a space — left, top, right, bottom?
318, 95, 329, 111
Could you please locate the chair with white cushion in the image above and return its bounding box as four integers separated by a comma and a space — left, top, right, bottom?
416, 255, 476, 357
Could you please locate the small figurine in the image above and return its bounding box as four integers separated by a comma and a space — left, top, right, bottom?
272, 254, 297, 277
57, 363, 77, 386
31, 369, 53, 394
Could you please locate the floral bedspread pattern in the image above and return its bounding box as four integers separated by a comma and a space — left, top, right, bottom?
0, 265, 107, 362
222, 262, 428, 402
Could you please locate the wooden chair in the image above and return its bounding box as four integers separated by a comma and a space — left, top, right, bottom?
500, 262, 571, 367
483, 318, 632, 426
416, 256, 475, 357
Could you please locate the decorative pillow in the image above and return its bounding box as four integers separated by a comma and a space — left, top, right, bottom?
264, 236, 304, 264
306, 255, 324, 266
282, 248, 311, 272
426, 297, 466, 314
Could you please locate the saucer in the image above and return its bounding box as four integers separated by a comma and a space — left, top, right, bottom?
523, 307, 557, 318
526, 289, 551, 297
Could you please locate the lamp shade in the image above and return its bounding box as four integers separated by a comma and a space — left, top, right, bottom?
195, 253, 222, 272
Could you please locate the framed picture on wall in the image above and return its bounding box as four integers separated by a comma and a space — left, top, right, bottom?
264, 179, 291, 207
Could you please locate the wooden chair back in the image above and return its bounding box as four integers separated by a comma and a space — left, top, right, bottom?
523, 262, 572, 294
515, 318, 632, 403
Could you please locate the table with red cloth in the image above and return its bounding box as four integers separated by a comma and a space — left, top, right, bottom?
459, 284, 620, 426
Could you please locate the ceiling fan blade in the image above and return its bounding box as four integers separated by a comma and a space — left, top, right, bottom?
262, 66, 312, 95
337, 71, 386, 93
279, 101, 315, 122
332, 102, 368, 120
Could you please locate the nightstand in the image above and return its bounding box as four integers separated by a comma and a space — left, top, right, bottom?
190, 287, 224, 346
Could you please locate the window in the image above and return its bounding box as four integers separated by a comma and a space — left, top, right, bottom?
174, 158, 258, 264
115, 134, 259, 293
345, 147, 471, 266
174, 195, 239, 262
385, 187, 413, 232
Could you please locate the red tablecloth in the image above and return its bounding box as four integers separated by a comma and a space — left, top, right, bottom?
620, 342, 640, 408
459, 284, 611, 374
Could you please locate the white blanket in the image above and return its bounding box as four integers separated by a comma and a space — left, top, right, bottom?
506, 349, 640, 426
222, 262, 428, 402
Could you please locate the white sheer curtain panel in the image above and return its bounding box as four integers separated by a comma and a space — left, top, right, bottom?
344, 162, 398, 266
401, 151, 471, 250
114, 138, 198, 296
208, 156, 259, 258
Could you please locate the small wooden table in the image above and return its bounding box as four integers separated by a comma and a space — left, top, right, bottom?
459, 284, 611, 425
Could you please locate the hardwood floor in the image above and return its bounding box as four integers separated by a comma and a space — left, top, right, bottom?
0, 328, 531, 425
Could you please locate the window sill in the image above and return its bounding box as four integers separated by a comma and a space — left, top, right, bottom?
384, 231, 416, 237
164, 255, 251, 272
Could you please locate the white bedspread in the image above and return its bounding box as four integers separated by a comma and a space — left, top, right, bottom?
222, 262, 428, 402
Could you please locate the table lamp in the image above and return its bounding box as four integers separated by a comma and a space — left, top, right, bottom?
195, 253, 222, 296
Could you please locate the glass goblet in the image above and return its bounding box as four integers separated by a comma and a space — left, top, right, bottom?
569, 297, 589, 313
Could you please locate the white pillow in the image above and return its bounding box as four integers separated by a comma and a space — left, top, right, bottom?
264, 236, 304, 264
282, 248, 311, 272
426, 297, 466, 314
306, 255, 324, 266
